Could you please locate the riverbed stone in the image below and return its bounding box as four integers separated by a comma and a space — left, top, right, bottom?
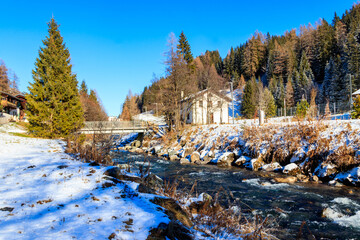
183, 147, 194, 158
234, 155, 251, 167
131, 140, 141, 148
274, 176, 297, 183
169, 155, 180, 161
296, 174, 309, 183
283, 163, 301, 176
147, 221, 193, 240
190, 152, 200, 163
104, 167, 141, 183
245, 156, 264, 171
168, 150, 177, 157
311, 175, 319, 182
261, 162, 282, 172
150, 197, 193, 228
180, 158, 190, 164
134, 148, 144, 154
217, 152, 235, 167
138, 173, 164, 194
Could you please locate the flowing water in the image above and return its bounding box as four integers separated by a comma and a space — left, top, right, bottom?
113, 151, 360, 239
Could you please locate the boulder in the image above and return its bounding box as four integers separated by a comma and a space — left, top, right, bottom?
245, 156, 264, 171
311, 175, 319, 183
169, 155, 180, 161
283, 163, 301, 176
147, 221, 193, 240
134, 148, 144, 154
180, 158, 190, 165
150, 197, 193, 228
116, 164, 131, 170
168, 150, 177, 157
274, 176, 297, 184
190, 152, 200, 163
261, 162, 282, 172
217, 152, 235, 167
296, 174, 309, 183
138, 173, 164, 194
154, 145, 162, 154
131, 140, 141, 148
234, 155, 251, 167
104, 167, 141, 183
314, 164, 337, 179
183, 147, 194, 158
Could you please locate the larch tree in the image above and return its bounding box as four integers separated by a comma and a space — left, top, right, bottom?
285, 76, 295, 108
0, 61, 9, 92
26, 18, 84, 138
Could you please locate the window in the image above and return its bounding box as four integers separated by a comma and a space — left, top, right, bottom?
199, 100, 203, 108
218, 101, 221, 108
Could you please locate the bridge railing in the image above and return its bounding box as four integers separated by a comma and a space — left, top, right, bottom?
82, 120, 147, 131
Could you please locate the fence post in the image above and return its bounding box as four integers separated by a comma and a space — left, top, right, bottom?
333, 102, 336, 115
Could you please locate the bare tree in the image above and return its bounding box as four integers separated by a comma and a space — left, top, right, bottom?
160, 33, 197, 130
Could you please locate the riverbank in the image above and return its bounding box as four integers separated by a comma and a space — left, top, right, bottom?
0, 123, 275, 239
0, 124, 190, 239
120, 119, 360, 187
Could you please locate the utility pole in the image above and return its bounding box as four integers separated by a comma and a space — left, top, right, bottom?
230, 79, 235, 124
350, 74, 353, 108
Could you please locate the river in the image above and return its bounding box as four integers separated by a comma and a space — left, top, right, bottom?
113, 151, 360, 239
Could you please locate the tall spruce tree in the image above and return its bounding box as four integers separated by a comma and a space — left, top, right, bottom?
27, 18, 83, 138
241, 77, 256, 118
177, 31, 194, 65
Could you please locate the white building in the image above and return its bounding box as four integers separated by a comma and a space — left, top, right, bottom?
181, 89, 232, 124
353, 89, 360, 97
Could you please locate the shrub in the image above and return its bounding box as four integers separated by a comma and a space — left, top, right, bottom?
296, 99, 309, 119
351, 95, 360, 119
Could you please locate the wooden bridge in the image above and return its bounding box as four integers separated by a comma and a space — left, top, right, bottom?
79, 121, 149, 135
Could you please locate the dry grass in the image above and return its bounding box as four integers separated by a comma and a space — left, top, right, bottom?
65, 133, 114, 166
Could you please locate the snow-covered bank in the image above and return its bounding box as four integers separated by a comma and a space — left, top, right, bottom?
128, 119, 360, 186
0, 124, 186, 240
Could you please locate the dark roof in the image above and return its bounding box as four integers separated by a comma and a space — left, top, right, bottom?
181, 89, 232, 103
0, 91, 23, 102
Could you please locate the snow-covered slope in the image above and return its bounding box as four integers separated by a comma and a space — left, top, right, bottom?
0, 124, 170, 240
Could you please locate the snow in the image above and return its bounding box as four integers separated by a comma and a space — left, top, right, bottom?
0, 124, 170, 239
283, 163, 298, 173
132, 111, 166, 125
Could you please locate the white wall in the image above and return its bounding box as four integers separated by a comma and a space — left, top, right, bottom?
186, 92, 229, 124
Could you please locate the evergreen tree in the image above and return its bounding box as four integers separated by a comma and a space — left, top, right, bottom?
26, 18, 84, 138
298, 51, 314, 100
177, 31, 194, 67
89, 89, 98, 102
351, 95, 360, 119
264, 87, 276, 117
241, 77, 256, 118
80, 80, 88, 96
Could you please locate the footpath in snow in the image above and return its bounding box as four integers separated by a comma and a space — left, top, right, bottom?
0, 123, 173, 240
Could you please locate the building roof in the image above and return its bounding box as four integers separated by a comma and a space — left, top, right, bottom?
181, 89, 232, 103
0, 91, 23, 102
353, 89, 360, 95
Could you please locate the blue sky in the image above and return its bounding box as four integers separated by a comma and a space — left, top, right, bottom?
0, 0, 356, 116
